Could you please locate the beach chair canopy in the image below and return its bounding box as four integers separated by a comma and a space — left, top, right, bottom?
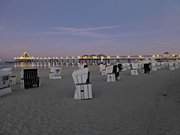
72, 68, 89, 85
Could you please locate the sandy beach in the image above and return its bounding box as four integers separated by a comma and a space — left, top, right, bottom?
0, 66, 180, 135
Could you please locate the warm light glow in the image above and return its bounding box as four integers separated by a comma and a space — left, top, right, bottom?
172, 54, 176, 57
82, 56, 88, 59
101, 56, 104, 59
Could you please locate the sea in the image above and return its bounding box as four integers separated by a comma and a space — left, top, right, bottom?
0, 61, 14, 69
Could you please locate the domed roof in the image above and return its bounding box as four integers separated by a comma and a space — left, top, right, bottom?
16, 52, 33, 60
22, 52, 31, 58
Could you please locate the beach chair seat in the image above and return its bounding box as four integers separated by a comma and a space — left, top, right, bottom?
21, 68, 40, 89
49, 67, 62, 79
0, 68, 12, 97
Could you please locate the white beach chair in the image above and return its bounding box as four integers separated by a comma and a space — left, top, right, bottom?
72, 68, 93, 100
130, 63, 139, 75
9, 75, 17, 86
169, 62, 175, 71
0, 68, 16, 86
49, 67, 62, 79
175, 61, 179, 69
156, 62, 161, 70
0, 68, 12, 97
138, 63, 144, 73
160, 62, 167, 69
105, 65, 115, 82
151, 62, 158, 71
99, 64, 106, 76
122, 63, 130, 71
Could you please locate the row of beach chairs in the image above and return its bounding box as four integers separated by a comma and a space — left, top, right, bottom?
99, 61, 180, 82
1, 61, 180, 99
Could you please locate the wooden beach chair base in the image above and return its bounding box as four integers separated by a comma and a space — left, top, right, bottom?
74, 84, 93, 100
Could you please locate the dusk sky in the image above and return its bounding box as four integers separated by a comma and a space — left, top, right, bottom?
0, 0, 180, 58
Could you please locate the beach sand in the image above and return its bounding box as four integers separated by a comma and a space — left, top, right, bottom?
0, 66, 180, 135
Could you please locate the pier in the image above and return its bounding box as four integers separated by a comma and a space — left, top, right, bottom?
14, 52, 180, 68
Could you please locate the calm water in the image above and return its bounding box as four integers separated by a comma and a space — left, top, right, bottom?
0, 62, 14, 69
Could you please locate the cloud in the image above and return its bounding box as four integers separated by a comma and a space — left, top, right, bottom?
53, 25, 121, 32
45, 25, 122, 38
42, 23, 179, 40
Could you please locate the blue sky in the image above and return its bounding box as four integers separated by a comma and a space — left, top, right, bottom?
0, 0, 180, 58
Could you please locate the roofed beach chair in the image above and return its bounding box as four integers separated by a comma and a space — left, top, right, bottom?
99, 64, 106, 76
160, 62, 168, 70
1, 68, 16, 86
21, 68, 40, 89
156, 62, 161, 70
121, 63, 130, 71
175, 61, 180, 69
106, 65, 116, 82
49, 67, 62, 79
130, 63, 139, 75
0, 68, 12, 97
169, 62, 175, 71
72, 65, 92, 100
151, 62, 158, 71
